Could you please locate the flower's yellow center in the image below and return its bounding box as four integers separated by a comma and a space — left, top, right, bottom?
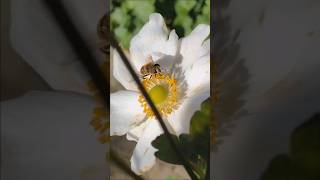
138, 73, 178, 118
149, 85, 168, 104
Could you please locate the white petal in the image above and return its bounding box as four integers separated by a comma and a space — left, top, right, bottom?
200, 39, 210, 58
126, 120, 148, 142
130, 13, 179, 71
159, 30, 180, 58
110, 91, 145, 136
185, 39, 210, 94
168, 90, 210, 135
1, 91, 107, 179
10, 0, 106, 94
149, 30, 180, 73
179, 24, 210, 69
112, 49, 138, 91
130, 120, 163, 175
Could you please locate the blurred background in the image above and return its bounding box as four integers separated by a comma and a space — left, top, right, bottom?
110, 0, 210, 49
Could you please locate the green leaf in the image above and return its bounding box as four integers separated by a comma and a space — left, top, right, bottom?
201, 98, 210, 116
151, 99, 210, 179
190, 98, 210, 136
152, 134, 182, 165
152, 98, 211, 168
165, 176, 179, 180
190, 155, 207, 180
152, 133, 204, 165
190, 111, 208, 135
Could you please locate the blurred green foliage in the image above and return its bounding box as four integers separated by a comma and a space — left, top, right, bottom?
165, 176, 179, 180
152, 98, 210, 179
261, 113, 320, 180
111, 0, 210, 48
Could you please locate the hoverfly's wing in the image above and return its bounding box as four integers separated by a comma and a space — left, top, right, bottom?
145, 55, 154, 64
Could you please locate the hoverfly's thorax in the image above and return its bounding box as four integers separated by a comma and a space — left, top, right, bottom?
140, 56, 162, 80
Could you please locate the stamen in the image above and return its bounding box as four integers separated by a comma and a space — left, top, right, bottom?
139, 73, 179, 118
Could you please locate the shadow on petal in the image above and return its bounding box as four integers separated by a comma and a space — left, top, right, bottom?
213, 12, 250, 151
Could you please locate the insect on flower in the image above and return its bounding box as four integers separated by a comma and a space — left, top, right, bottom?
140, 55, 161, 79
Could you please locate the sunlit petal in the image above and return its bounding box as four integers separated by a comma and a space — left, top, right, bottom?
180, 24, 210, 69
130, 13, 179, 71
130, 120, 163, 175
110, 91, 145, 136
168, 90, 210, 135
112, 49, 138, 91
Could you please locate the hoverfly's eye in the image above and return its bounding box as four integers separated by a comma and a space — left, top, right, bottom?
154, 64, 160, 67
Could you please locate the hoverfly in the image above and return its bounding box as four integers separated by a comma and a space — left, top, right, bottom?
140, 56, 161, 79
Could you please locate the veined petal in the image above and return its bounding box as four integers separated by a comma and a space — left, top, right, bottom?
158, 30, 180, 58
10, 0, 106, 94
168, 90, 210, 135
110, 91, 145, 136
180, 24, 210, 70
112, 49, 138, 91
130, 13, 179, 71
130, 119, 163, 175
1, 91, 107, 179
200, 39, 210, 58
184, 40, 210, 94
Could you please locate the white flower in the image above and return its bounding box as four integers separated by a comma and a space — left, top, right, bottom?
5, 0, 108, 179
110, 13, 210, 174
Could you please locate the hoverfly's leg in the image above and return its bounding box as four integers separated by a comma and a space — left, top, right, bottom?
143, 75, 148, 79
154, 64, 161, 73
142, 74, 152, 79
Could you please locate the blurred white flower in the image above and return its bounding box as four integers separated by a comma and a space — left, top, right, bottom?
6, 0, 108, 179
10, 0, 106, 94
110, 13, 210, 174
